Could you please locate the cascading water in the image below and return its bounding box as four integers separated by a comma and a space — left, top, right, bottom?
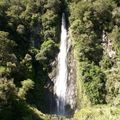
54, 13, 68, 116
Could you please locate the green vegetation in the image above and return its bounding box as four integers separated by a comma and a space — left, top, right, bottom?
68, 0, 120, 119
0, 0, 62, 119
73, 105, 120, 120
0, 0, 120, 120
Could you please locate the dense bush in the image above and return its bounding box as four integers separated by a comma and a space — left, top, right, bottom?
69, 0, 120, 107
0, 0, 61, 119
82, 63, 106, 104
1, 0, 120, 119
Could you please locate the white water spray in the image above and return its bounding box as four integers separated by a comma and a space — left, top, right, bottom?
54, 13, 68, 116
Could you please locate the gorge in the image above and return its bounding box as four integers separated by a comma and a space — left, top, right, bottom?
1, 0, 120, 120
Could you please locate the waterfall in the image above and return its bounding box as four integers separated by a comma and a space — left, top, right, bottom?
54, 13, 68, 116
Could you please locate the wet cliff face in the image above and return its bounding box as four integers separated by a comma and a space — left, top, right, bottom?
46, 38, 77, 116
66, 38, 77, 116
48, 58, 58, 113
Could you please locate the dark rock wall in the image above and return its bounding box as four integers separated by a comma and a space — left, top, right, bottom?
45, 36, 77, 116
66, 39, 77, 116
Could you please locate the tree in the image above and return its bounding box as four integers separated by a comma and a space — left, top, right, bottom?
0, 77, 16, 106
18, 79, 34, 100
36, 39, 58, 62
82, 63, 106, 104
0, 31, 16, 65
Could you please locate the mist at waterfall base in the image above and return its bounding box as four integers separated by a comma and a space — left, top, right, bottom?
54, 13, 68, 116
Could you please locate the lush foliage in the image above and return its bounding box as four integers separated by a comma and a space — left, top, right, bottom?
1, 0, 120, 119
68, 0, 120, 107
0, 0, 62, 119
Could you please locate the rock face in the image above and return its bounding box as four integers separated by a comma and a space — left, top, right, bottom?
42, 26, 77, 116
48, 58, 58, 114
47, 38, 77, 116
102, 30, 116, 59
65, 38, 77, 116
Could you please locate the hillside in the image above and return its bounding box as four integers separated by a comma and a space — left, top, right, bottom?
0, 0, 120, 120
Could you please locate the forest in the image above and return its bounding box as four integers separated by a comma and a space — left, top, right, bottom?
0, 0, 120, 120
